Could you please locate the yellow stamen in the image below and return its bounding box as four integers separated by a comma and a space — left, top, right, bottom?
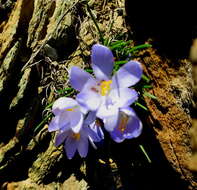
72, 133, 80, 140
98, 159, 106, 164
109, 158, 113, 163
66, 108, 75, 111
100, 80, 112, 96
118, 114, 129, 133
66, 106, 78, 112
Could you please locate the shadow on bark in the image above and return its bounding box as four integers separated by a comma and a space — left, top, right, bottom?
125, 0, 197, 59
85, 113, 190, 190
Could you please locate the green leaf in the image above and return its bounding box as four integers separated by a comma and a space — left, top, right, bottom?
143, 91, 157, 99
103, 37, 111, 46
44, 102, 53, 110
141, 74, 150, 83
128, 44, 152, 53
57, 87, 73, 94
135, 102, 148, 111
109, 40, 124, 46
139, 145, 152, 163
143, 85, 152, 89
34, 113, 52, 133
109, 40, 132, 50
114, 60, 128, 65
85, 68, 93, 73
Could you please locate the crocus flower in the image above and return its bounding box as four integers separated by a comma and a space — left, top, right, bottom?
95, 85, 139, 131
109, 107, 142, 143
48, 97, 86, 133
69, 44, 142, 131
54, 115, 104, 159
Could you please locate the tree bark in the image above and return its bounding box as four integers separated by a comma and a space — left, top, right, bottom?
0, 0, 196, 189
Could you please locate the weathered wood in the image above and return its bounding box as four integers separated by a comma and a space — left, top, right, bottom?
138, 48, 196, 188
189, 39, 197, 172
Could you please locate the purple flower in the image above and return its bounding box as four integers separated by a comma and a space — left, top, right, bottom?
48, 97, 86, 133
89, 119, 104, 142
109, 107, 142, 143
95, 86, 139, 131
55, 117, 104, 159
69, 44, 142, 131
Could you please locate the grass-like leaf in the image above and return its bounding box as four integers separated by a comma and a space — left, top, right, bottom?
135, 102, 148, 111
141, 74, 150, 83
128, 44, 152, 53
34, 113, 52, 134
109, 40, 132, 50
139, 145, 152, 163
143, 91, 157, 99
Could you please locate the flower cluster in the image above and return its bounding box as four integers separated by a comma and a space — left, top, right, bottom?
48, 44, 143, 159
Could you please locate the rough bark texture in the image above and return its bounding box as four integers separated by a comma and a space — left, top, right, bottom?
0, 0, 197, 189
189, 39, 197, 171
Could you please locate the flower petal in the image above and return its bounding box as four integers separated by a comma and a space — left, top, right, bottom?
59, 124, 71, 133
52, 97, 78, 115
84, 111, 96, 125
58, 111, 70, 129
113, 107, 143, 139
65, 135, 78, 159
103, 109, 119, 131
55, 130, 70, 146
79, 105, 88, 115
96, 102, 117, 119
78, 137, 89, 158
112, 61, 142, 88
110, 107, 142, 142
91, 44, 114, 80
109, 88, 138, 108
48, 115, 60, 132
123, 110, 143, 139
69, 111, 83, 133
69, 66, 94, 91
88, 121, 104, 142
88, 138, 97, 149
76, 91, 101, 111
120, 107, 133, 116
110, 129, 125, 143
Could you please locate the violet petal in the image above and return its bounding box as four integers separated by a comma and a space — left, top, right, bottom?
109, 88, 138, 108
52, 97, 78, 115
91, 44, 114, 80
78, 136, 89, 158
112, 61, 142, 88
65, 135, 78, 159
76, 91, 101, 111
69, 111, 83, 133
55, 130, 70, 146
48, 115, 60, 132
123, 113, 142, 139
110, 129, 125, 143
70, 66, 94, 91
103, 109, 119, 131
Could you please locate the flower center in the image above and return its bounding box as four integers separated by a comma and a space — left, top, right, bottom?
72, 133, 80, 140
100, 80, 112, 96
117, 114, 129, 133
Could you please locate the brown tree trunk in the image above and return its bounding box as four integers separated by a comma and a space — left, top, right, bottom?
0, 0, 196, 189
